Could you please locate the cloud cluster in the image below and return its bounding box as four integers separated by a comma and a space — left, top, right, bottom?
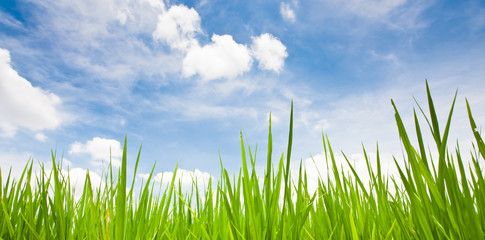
0, 48, 64, 137
69, 137, 123, 167
153, 4, 288, 81
2, 1, 289, 121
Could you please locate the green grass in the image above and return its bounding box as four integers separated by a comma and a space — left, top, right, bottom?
2, 82, 485, 239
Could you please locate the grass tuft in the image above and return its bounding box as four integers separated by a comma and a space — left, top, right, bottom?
1, 83, 485, 239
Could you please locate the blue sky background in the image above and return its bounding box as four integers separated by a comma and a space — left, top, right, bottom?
1, 0, 485, 192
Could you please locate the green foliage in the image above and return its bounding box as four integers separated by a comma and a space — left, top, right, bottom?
1, 83, 485, 239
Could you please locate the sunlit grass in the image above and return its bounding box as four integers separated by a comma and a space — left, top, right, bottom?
1, 82, 485, 239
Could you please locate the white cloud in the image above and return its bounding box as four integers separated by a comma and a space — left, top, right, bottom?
69, 137, 122, 167
153, 5, 202, 52
152, 5, 287, 81
293, 150, 400, 194
0, 149, 103, 201
63, 167, 102, 200
280, 3, 296, 22
251, 33, 288, 73
0, 151, 35, 181
183, 34, 253, 81
35, 132, 47, 142
63, 158, 73, 166
0, 48, 64, 137
0, 150, 102, 201
139, 168, 214, 195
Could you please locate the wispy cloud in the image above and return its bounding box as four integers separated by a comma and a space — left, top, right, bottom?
156, 95, 258, 121
280, 2, 296, 23
370, 50, 400, 65
35, 132, 48, 142
340, 0, 407, 19
21, 0, 178, 83
304, 0, 432, 32
0, 9, 23, 29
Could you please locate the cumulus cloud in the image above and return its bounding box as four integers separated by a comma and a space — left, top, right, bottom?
152, 5, 202, 51
0, 48, 64, 137
138, 168, 214, 195
63, 167, 102, 200
0, 150, 101, 200
183, 34, 253, 81
293, 150, 399, 194
0, 151, 34, 181
69, 137, 122, 167
280, 3, 296, 22
251, 33, 288, 72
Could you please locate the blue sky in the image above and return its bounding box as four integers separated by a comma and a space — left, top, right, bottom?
1, 0, 485, 191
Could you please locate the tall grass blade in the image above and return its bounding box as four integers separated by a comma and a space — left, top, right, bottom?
115, 136, 128, 240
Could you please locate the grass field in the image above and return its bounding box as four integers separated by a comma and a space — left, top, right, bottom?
1, 82, 485, 239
